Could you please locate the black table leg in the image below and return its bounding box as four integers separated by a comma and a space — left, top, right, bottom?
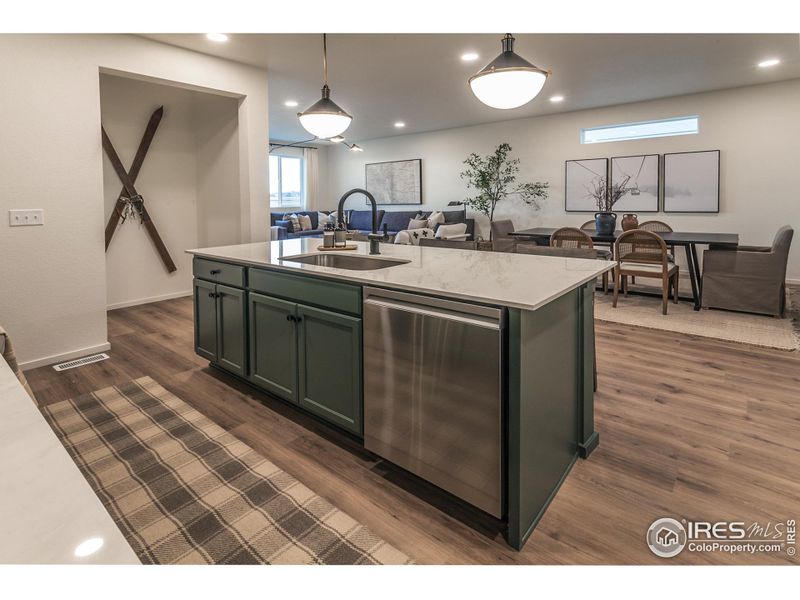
685, 243, 702, 310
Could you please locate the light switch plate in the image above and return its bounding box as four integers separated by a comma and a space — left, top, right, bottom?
9, 209, 45, 227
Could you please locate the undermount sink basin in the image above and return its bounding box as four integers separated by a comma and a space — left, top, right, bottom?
279, 253, 410, 270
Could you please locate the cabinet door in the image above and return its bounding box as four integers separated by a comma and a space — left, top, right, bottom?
297, 304, 362, 434
216, 284, 247, 377
248, 293, 298, 402
194, 279, 218, 362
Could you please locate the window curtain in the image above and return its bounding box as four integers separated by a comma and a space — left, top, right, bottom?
303, 147, 319, 211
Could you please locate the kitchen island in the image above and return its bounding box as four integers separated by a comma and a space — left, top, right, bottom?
186, 239, 614, 550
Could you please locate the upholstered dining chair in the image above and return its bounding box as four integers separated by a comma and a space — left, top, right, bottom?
491, 219, 516, 252
551, 227, 609, 293
701, 225, 794, 317
613, 229, 680, 315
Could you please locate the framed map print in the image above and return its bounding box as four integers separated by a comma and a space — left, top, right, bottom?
365, 159, 422, 205
663, 150, 720, 213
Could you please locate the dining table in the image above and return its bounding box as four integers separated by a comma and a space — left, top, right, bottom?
509, 227, 740, 310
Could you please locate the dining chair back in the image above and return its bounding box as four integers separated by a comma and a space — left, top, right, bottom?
551, 227, 594, 249
613, 229, 680, 315
580, 220, 596, 231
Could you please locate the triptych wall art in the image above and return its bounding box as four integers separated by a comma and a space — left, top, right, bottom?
565, 150, 719, 213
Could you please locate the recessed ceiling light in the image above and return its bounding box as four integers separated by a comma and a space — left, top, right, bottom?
549, 95, 565, 103
74, 537, 104, 558
461, 52, 479, 62
758, 58, 780, 68
206, 33, 228, 43
394, 121, 405, 128
284, 100, 298, 108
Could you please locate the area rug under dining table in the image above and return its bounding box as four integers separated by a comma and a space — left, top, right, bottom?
41, 376, 412, 565
594, 285, 799, 351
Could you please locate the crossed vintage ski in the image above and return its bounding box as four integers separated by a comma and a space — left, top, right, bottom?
102, 106, 176, 273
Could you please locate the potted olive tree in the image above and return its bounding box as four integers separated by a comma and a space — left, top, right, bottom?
460, 143, 549, 240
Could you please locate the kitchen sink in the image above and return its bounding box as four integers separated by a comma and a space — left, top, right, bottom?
279, 253, 410, 270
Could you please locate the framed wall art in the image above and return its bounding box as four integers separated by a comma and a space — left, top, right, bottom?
365, 158, 422, 205
662, 150, 720, 213
565, 158, 609, 212
610, 154, 660, 212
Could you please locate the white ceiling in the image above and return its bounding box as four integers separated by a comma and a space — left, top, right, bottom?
144, 33, 800, 143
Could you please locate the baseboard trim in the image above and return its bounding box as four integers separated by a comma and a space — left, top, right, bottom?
107, 290, 192, 311
20, 342, 112, 371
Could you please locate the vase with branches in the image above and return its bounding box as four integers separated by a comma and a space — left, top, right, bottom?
586, 174, 630, 234
460, 143, 549, 239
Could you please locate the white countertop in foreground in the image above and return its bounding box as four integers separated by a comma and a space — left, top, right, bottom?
0, 357, 139, 564
187, 239, 615, 311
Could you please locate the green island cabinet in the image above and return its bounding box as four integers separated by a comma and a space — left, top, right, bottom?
193, 258, 363, 436
193, 259, 247, 377
193, 255, 598, 551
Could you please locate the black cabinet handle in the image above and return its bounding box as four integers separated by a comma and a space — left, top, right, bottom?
286, 314, 295, 322
295, 316, 302, 323
209, 269, 221, 275
208, 292, 215, 298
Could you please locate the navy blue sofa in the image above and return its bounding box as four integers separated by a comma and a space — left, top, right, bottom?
271, 208, 474, 240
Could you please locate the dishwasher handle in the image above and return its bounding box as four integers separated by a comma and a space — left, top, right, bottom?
363, 292, 503, 331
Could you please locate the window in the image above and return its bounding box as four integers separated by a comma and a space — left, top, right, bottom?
269, 154, 304, 208
581, 116, 699, 144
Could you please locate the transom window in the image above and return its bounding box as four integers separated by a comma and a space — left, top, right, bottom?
269, 154, 304, 208
581, 116, 699, 144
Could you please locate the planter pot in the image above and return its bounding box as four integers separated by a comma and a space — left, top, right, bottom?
595, 212, 617, 236
621, 213, 639, 231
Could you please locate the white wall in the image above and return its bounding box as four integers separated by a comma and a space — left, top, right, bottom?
0, 34, 268, 368
325, 79, 800, 280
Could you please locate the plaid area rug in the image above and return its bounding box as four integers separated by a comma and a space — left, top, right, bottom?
41, 376, 411, 565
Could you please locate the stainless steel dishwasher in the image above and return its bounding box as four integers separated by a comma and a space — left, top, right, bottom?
363, 286, 504, 518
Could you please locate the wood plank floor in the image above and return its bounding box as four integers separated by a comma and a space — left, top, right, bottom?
25, 295, 800, 565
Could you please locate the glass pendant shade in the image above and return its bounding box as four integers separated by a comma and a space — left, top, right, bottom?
469, 34, 549, 110
298, 85, 352, 139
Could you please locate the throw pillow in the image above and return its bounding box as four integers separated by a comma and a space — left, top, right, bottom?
298, 214, 313, 231
408, 217, 428, 230
317, 211, 334, 228
427, 210, 446, 228
435, 222, 468, 239
282, 213, 300, 232
275, 219, 294, 233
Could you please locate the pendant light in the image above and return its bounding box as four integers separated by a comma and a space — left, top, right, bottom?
469, 34, 550, 110
298, 34, 353, 139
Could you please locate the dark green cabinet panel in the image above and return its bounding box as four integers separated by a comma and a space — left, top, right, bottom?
193, 257, 246, 288
216, 285, 247, 377
194, 279, 218, 362
249, 268, 362, 316
297, 304, 362, 435
249, 293, 298, 402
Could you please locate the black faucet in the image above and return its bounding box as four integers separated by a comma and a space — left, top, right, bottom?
336, 188, 387, 255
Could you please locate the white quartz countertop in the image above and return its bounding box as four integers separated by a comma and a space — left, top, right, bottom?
187, 239, 615, 311
0, 357, 139, 564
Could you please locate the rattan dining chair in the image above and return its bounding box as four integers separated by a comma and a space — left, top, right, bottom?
580, 220, 596, 231
550, 227, 609, 293
613, 229, 679, 315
